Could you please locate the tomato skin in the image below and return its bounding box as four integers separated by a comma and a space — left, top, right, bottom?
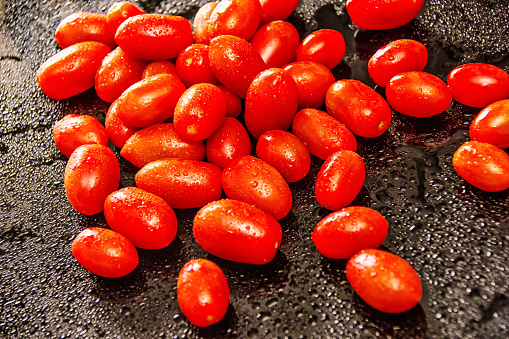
256, 130, 311, 183
135, 158, 222, 209
55, 12, 116, 49
259, 0, 300, 25
177, 259, 230, 327
176, 44, 219, 87
53, 114, 108, 157
368, 39, 428, 87
385, 71, 452, 117
36, 42, 111, 101
115, 14, 193, 60
208, 0, 262, 41
312, 206, 388, 259
245, 68, 299, 139
315, 150, 365, 211
141, 60, 177, 80
452, 141, 509, 192
107, 2, 147, 34
65, 144, 120, 215
470, 99, 509, 149
346, 249, 422, 313
104, 99, 141, 149
121, 123, 205, 168
296, 29, 346, 70
218, 85, 242, 118
222, 155, 292, 220
346, 0, 424, 30
193, 199, 283, 264
291, 108, 357, 160
447, 63, 509, 108
192, 2, 218, 44
104, 187, 178, 249
325, 80, 392, 138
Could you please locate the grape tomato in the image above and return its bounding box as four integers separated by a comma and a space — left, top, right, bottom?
469, 99, 509, 149
296, 29, 346, 70
55, 12, 116, 49
207, 0, 262, 41
107, 2, 147, 34
346, 0, 424, 30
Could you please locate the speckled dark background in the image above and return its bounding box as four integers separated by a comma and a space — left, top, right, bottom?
0, 0, 508, 338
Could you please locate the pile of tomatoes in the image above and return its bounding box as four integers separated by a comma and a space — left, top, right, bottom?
36, 0, 509, 328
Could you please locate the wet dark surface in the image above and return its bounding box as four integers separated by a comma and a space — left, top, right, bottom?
1, 0, 508, 338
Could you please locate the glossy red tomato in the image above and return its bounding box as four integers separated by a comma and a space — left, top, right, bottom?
386, 71, 452, 117
176, 44, 219, 87
107, 2, 147, 34
470, 99, 509, 149
296, 29, 346, 70
222, 155, 292, 220
312, 206, 388, 259
207, 0, 262, 41
53, 114, 108, 157
192, 2, 219, 44
177, 259, 230, 327
315, 150, 365, 211
55, 12, 116, 49
256, 130, 311, 183
104, 99, 141, 149
72, 227, 138, 278
452, 141, 509, 192
141, 60, 177, 80
346, 249, 422, 313
346, 0, 424, 30
135, 158, 222, 209
368, 39, 428, 87
292, 108, 357, 160
65, 144, 120, 215
37, 41, 111, 100
326, 79, 392, 138
259, 0, 300, 25
104, 187, 178, 249
447, 63, 509, 108
193, 199, 282, 264
121, 123, 205, 168
218, 85, 242, 118
115, 14, 193, 60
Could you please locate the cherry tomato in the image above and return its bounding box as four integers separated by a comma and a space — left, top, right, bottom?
207, 0, 262, 41
346, 0, 424, 30
104, 187, 178, 249
325, 79, 392, 138
206, 117, 252, 170
296, 29, 346, 70
193, 199, 282, 264
36, 41, 111, 100
104, 99, 141, 149
346, 249, 422, 313
222, 155, 292, 220
218, 85, 242, 118
192, 2, 219, 44
259, 0, 300, 25
447, 63, 509, 108
470, 99, 509, 149
368, 39, 428, 87
115, 14, 193, 60
135, 158, 222, 209
312, 206, 388, 259
256, 130, 311, 183
177, 259, 230, 327
452, 141, 509, 192
245, 68, 299, 139
385, 71, 452, 117
53, 114, 108, 157
176, 44, 219, 88
72, 227, 138, 278
107, 2, 147, 34
121, 123, 205, 168
315, 150, 365, 211
141, 60, 177, 80
55, 12, 116, 49
291, 108, 357, 160
65, 144, 120, 215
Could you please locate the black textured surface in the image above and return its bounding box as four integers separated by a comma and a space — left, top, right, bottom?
1, 0, 508, 338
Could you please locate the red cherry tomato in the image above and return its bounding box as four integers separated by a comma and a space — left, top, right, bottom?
452, 141, 509, 192
104, 187, 178, 249
325, 79, 392, 138
135, 158, 222, 209
53, 114, 108, 157
55, 12, 116, 49
176, 44, 219, 87
312, 206, 388, 259
245, 68, 299, 139
192, 2, 219, 44
121, 123, 205, 168
346, 0, 424, 30
218, 85, 242, 118
65, 144, 120, 215
222, 155, 292, 220
368, 39, 428, 87
256, 130, 311, 183
346, 249, 422, 313
177, 259, 230, 327
447, 63, 509, 108
104, 99, 141, 149
72, 227, 138, 278
193, 199, 282, 264
107, 2, 147, 34
470, 99, 509, 149
115, 14, 193, 60
36, 41, 111, 100
296, 29, 346, 70
292, 108, 357, 160
141, 60, 177, 80
259, 0, 300, 25
207, 0, 262, 41
385, 71, 452, 117
315, 150, 365, 211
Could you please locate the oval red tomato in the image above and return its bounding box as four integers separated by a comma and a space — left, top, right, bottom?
470, 99, 509, 149
53, 114, 108, 157
141, 60, 177, 80
346, 0, 424, 30
192, 2, 219, 44
259, 0, 300, 25
296, 29, 346, 70
107, 2, 147, 34
176, 44, 219, 87
207, 0, 262, 41
104, 99, 141, 149
55, 12, 116, 49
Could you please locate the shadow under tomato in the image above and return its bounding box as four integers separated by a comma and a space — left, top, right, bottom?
194, 304, 238, 339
